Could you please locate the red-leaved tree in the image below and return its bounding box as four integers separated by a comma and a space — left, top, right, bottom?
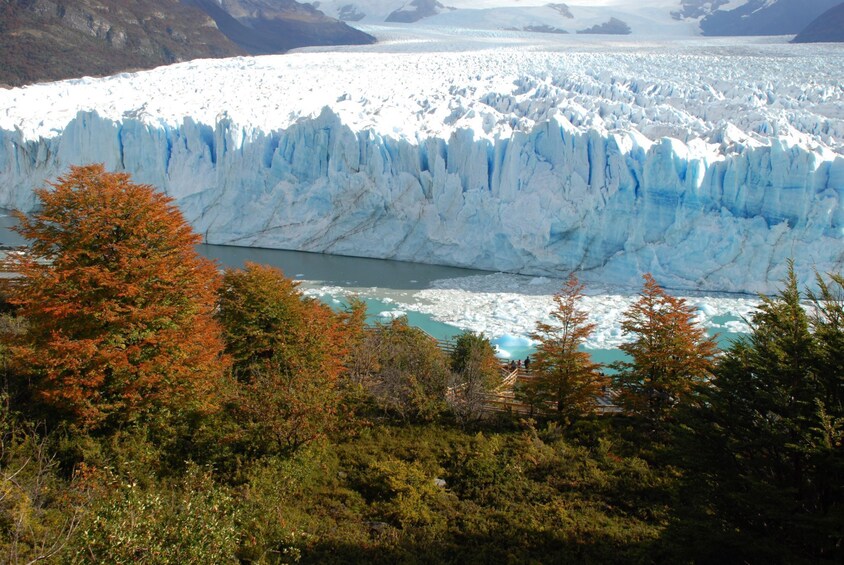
5, 164, 227, 429
530, 275, 608, 423
613, 274, 718, 427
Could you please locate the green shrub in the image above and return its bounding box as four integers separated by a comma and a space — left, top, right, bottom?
68, 465, 239, 564
0, 403, 81, 564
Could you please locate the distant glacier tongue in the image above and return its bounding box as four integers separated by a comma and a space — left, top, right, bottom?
0, 35, 842, 294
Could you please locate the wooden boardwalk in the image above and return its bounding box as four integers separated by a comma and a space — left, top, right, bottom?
435, 333, 621, 417
477, 368, 621, 417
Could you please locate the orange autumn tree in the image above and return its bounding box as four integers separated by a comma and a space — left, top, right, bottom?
5, 164, 226, 429
530, 275, 608, 423
612, 274, 718, 427
216, 262, 348, 454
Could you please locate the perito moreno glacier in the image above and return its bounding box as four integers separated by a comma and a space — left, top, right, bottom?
0, 28, 842, 294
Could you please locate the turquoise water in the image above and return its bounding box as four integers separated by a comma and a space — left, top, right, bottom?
200, 242, 474, 337
2, 217, 752, 362
587, 321, 745, 370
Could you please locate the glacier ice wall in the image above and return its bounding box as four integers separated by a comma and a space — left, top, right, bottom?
1, 35, 843, 294
1, 107, 841, 294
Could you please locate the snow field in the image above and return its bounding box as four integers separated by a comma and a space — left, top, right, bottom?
2, 29, 841, 151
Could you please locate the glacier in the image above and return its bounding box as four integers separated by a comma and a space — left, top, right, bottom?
0, 28, 842, 294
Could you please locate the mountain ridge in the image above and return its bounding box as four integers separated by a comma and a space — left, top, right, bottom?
0, 0, 242, 87
0, 0, 374, 87
699, 0, 842, 36
315, 0, 843, 37
792, 2, 844, 43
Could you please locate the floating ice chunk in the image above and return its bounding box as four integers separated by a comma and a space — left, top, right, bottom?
493, 334, 533, 349
725, 320, 751, 334
695, 303, 718, 317
378, 309, 407, 319
494, 345, 511, 359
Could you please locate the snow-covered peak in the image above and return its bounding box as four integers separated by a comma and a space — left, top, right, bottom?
314, 0, 836, 37
317, 0, 700, 34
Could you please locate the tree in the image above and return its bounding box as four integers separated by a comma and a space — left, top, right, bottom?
216, 262, 347, 454
530, 275, 607, 423
448, 332, 500, 424
810, 272, 844, 426
613, 274, 717, 427
680, 264, 843, 561
4, 164, 226, 430
359, 318, 450, 422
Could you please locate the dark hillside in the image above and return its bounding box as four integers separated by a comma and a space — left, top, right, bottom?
184, 0, 375, 54
0, 0, 375, 87
0, 0, 244, 87
792, 2, 844, 42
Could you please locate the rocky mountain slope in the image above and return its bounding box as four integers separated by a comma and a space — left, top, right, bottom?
184, 0, 374, 54
0, 0, 242, 87
698, 0, 842, 36
0, 0, 374, 87
792, 2, 844, 43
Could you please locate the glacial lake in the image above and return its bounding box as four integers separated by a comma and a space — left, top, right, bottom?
1, 214, 757, 364
199, 244, 757, 364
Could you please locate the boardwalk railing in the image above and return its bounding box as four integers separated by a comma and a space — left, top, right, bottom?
366, 323, 622, 417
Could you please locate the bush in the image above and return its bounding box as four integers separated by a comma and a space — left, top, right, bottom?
68, 465, 239, 564
0, 399, 83, 564
359, 318, 450, 422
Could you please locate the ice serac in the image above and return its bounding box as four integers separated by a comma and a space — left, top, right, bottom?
1, 107, 840, 295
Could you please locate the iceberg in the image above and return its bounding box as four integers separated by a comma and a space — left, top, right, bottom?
0, 30, 842, 294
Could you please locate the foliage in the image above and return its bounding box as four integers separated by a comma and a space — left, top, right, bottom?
810, 271, 844, 427
530, 275, 608, 423
357, 318, 450, 422
0, 399, 84, 564
339, 295, 369, 377
359, 457, 451, 536
678, 264, 844, 562
612, 274, 717, 428
4, 167, 841, 563
216, 262, 347, 455
236, 451, 333, 564
4, 164, 226, 430
448, 332, 500, 424
309, 420, 670, 564
67, 465, 239, 564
